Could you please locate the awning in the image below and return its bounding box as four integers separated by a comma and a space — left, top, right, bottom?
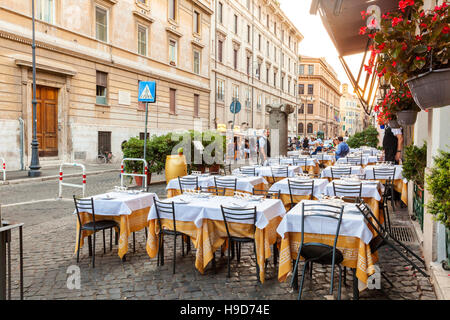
312, 0, 398, 57
311, 0, 399, 115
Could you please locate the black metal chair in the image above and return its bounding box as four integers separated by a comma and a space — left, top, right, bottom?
222, 163, 232, 176
346, 155, 363, 166
373, 167, 396, 232
330, 166, 352, 180
356, 202, 428, 279
332, 181, 363, 203
73, 196, 120, 268
220, 205, 259, 281
213, 176, 237, 196
240, 167, 257, 176
177, 176, 199, 194
287, 179, 315, 209
270, 166, 289, 184
153, 197, 191, 274
293, 158, 308, 172
290, 202, 345, 300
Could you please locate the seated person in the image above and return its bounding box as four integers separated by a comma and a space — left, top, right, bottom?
335, 136, 350, 160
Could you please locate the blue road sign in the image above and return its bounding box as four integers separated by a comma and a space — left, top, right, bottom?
138, 81, 156, 103
230, 100, 241, 114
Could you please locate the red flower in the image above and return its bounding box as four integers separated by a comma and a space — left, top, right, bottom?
392, 17, 403, 27
368, 33, 375, 39
427, 46, 432, 51
443, 26, 450, 34
432, 14, 438, 22
392, 61, 397, 67
359, 26, 367, 35
420, 23, 428, 29
401, 42, 408, 51
415, 35, 423, 41
420, 11, 425, 17
377, 42, 386, 50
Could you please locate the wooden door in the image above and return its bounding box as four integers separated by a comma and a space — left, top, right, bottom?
36, 86, 58, 157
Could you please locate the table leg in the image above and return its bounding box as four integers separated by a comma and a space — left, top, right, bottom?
352, 268, 359, 300
88, 236, 92, 257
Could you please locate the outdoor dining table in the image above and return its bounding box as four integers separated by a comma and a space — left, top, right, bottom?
166, 174, 268, 197
276, 200, 377, 296
276, 157, 320, 174
74, 191, 158, 259
324, 180, 384, 222
146, 194, 286, 283
320, 165, 365, 180
232, 165, 302, 184
364, 165, 408, 204
268, 178, 329, 208
336, 155, 378, 166
311, 153, 336, 167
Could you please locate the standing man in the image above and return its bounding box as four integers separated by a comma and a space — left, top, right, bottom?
258, 129, 271, 164
383, 120, 403, 164
335, 136, 350, 160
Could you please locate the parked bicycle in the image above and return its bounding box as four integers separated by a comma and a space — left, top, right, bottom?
96, 149, 114, 164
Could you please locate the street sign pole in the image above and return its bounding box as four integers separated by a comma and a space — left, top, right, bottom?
232, 99, 236, 130
143, 101, 149, 166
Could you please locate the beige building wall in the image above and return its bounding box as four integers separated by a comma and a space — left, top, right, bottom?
297, 55, 341, 139
339, 83, 367, 136
0, 0, 213, 170
210, 0, 302, 137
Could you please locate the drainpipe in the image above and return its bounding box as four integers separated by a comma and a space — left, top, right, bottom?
18, 117, 25, 171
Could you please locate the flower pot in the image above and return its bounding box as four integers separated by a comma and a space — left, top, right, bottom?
406, 68, 450, 110
134, 172, 151, 187
208, 164, 221, 174
396, 110, 418, 126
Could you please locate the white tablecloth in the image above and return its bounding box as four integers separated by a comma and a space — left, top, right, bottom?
74, 192, 158, 216
148, 195, 286, 229
167, 175, 268, 194
277, 158, 319, 167
320, 166, 364, 179
269, 178, 329, 197
311, 154, 336, 162
336, 155, 378, 165
324, 181, 383, 201
276, 200, 373, 244
233, 166, 302, 178
364, 165, 405, 181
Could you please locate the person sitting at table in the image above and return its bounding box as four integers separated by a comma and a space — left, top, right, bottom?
311, 141, 323, 155
302, 136, 309, 150
335, 136, 350, 160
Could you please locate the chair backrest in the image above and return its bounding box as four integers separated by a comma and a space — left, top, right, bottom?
252, 188, 281, 199
178, 176, 199, 194
356, 201, 387, 252
332, 181, 363, 202
271, 166, 289, 179
373, 167, 396, 182
220, 205, 257, 238
330, 167, 352, 179
287, 179, 315, 203
299, 202, 345, 261
293, 158, 307, 168
283, 158, 295, 165
153, 196, 177, 233
240, 167, 256, 176
214, 177, 237, 195
346, 155, 363, 165
313, 153, 324, 161
73, 196, 95, 227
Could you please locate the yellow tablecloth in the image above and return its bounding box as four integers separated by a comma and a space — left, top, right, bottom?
278, 232, 378, 285
74, 207, 150, 259
146, 216, 282, 283
167, 182, 267, 198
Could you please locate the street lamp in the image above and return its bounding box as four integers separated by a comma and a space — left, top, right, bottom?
28, 0, 41, 177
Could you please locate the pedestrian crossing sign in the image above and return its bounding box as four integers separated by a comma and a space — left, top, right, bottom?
138, 81, 156, 103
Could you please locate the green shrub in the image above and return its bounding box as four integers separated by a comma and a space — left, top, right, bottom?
426, 149, 450, 230
346, 126, 379, 148
403, 142, 427, 188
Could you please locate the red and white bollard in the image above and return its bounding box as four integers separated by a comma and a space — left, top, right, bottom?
58, 163, 86, 198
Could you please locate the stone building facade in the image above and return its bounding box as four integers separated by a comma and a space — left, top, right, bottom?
0, 0, 213, 170
339, 83, 369, 136
297, 55, 341, 139
210, 0, 302, 138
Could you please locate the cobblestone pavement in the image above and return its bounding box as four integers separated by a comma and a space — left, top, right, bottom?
0, 172, 436, 300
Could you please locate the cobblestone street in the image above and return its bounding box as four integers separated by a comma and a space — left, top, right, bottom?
0, 172, 436, 300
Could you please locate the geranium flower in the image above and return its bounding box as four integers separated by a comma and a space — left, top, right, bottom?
392, 17, 403, 26
359, 26, 367, 35
443, 26, 450, 34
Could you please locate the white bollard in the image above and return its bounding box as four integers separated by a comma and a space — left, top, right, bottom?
58, 163, 86, 198
0, 158, 5, 181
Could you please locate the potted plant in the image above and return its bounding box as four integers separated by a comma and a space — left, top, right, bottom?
426, 149, 450, 270
363, 1, 450, 110
123, 134, 176, 186
178, 147, 184, 156
374, 85, 421, 126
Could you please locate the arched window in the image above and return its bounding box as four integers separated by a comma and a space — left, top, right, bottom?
298, 123, 304, 134
307, 123, 313, 134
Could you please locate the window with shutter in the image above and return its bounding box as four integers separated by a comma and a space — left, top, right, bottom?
96, 71, 108, 105
170, 88, 176, 114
